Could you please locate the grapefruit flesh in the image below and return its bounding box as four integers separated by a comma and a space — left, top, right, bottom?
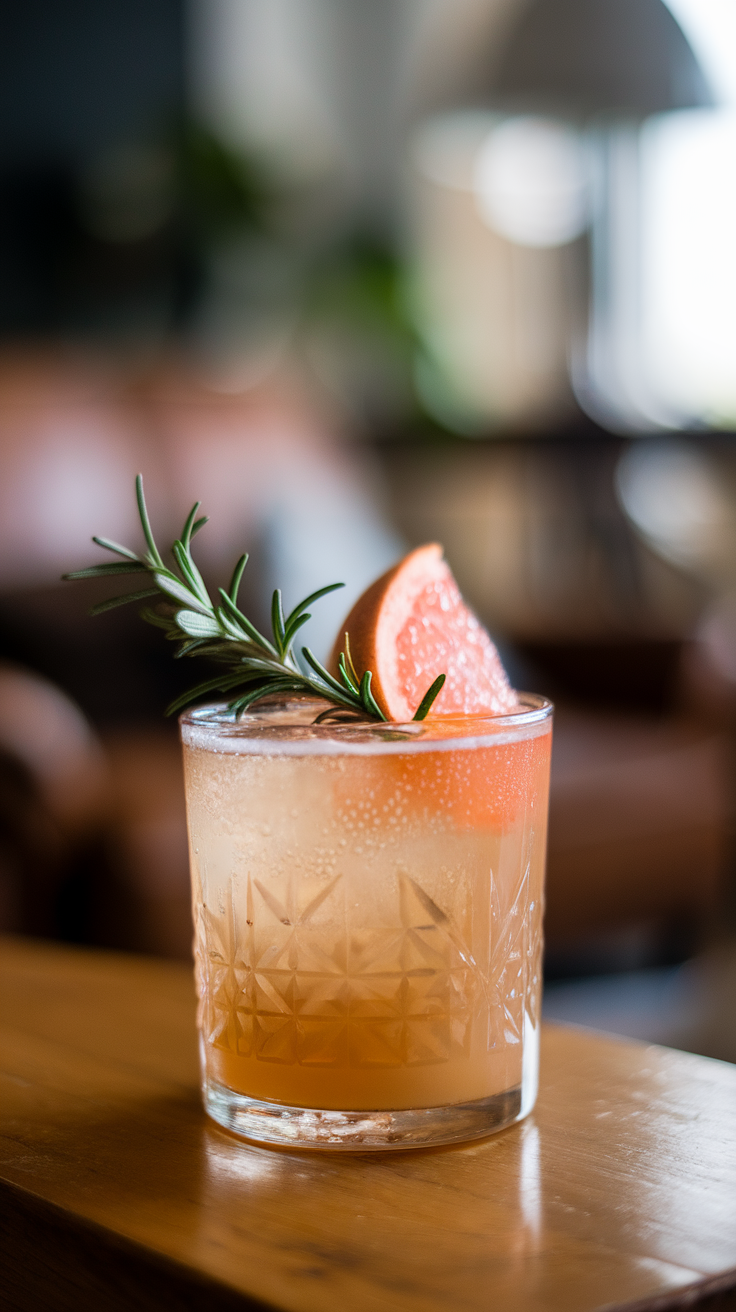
332, 543, 517, 721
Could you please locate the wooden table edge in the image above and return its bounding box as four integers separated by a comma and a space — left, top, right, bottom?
2, 1164, 735, 1312
0, 1176, 277, 1312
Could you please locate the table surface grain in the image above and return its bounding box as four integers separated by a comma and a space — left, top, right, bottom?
1, 936, 736, 1312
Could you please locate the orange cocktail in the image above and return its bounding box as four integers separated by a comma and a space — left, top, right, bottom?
182, 694, 552, 1150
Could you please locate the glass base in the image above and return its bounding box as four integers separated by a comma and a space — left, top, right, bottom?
203, 1075, 524, 1150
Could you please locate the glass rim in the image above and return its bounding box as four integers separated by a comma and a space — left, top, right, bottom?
179, 692, 553, 757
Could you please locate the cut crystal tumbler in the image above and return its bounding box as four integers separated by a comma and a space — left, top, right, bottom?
181, 694, 552, 1149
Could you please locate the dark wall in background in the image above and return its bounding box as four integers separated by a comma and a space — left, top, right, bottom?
0, 0, 186, 334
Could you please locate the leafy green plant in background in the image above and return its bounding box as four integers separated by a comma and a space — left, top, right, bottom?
170, 126, 424, 429
299, 234, 422, 430
86, 117, 437, 431
173, 121, 275, 243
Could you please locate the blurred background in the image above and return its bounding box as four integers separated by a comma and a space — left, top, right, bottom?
1, 0, 735, 1063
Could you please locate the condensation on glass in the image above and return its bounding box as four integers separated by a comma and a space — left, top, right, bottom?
180, 695, 552, 1150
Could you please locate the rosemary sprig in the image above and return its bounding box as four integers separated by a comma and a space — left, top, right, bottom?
64, 475, 446, 722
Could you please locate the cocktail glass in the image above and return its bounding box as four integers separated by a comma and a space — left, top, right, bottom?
181, 693, 552, 1150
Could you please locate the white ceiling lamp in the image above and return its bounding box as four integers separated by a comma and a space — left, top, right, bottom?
473, 116, 590, 249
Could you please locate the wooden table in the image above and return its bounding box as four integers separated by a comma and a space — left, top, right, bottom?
2, 937, 735, 1312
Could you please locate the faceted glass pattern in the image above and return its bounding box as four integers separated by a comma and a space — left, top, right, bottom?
197, 862, 541, 1072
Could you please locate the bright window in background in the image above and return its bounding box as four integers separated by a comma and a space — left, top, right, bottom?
643, 1, 736, 428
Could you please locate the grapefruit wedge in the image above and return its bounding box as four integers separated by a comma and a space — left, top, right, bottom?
332, 544, 517, 721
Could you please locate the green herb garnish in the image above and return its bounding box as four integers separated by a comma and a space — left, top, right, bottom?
64, 475, 446, 723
